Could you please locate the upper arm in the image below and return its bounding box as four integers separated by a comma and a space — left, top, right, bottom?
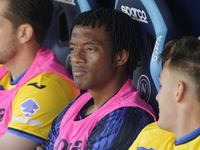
0, 132, 40, 150
6, 73, 75, 145
85, 107, 154, 150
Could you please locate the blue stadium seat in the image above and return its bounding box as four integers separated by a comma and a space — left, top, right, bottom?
115, 0, 177, 119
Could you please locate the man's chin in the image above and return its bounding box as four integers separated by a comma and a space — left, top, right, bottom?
74, 82, 88, 90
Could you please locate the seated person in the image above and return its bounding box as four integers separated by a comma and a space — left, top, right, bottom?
129, 36, 200, 150
0, 0, 79, 149
38, 7, 156, 150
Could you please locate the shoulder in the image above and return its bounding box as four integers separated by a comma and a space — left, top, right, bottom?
86, 107, 154, 149
18, 72, 78, 103
37, 72, 78, 99
28, 72, 75, 89
91, 107, 154, 136
142, 122, 172, 134
137, 122, 174, 143
129, 122, 175, 150
104, 107, 154, 122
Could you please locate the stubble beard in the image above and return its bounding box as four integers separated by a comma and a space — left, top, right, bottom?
0, 34, 17, 64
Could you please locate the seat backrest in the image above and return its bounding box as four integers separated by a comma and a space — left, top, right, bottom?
115, 0, 176, 119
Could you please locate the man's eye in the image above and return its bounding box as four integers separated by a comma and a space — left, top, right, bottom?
87, 47, 95, 51
70, 47, 75, 51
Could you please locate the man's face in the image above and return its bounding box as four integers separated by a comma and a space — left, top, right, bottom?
0, 1, 17, 64
156, 59, 177, 131
70, 23, 118, 90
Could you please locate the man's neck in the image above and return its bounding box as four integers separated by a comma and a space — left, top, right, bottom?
173, 104, 200, 140
87, 76, 128, 115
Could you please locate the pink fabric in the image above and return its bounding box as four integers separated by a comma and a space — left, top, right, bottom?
0, 47, 77, 137
54, 78, 156, 149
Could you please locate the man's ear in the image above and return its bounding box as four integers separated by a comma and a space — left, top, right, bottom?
116, 49, 129, 67
17, 24, 33, 44
175, 81, 185, 102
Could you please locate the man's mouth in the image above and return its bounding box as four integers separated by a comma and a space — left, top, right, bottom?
72, 66, 87, 77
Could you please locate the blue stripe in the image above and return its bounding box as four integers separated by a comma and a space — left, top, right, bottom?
138, 147, 155, 150
175, 127, 200, 145
77, 0, 91, 13
10, 70, 27, 85
0, 85, 3, 90
141, 0, 167, 92
114, 0, 119, 9
8, 128, 44, 143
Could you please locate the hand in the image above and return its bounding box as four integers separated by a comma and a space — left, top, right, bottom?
36, 146, 44, 150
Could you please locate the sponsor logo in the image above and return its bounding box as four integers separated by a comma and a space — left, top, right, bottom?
12, 99, 43, 126
121, 5, 148, 23
12, 117, 43, 126
20, 98, 40, 118
54, 0, 76, 6
0, 109, 5, 122
137, 75, 151, 102
152, 35, 163, 62
27, 82, 46, 89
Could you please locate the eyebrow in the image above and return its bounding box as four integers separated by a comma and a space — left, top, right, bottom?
69, 41, 75, 46
69, 40, 98, 46
84, 40, 97, 45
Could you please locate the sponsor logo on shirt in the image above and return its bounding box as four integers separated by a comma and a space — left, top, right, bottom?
27, 82, 46, 89
12, 117, 43, 126
20, 98, 40, 118
12, 98, 43, 126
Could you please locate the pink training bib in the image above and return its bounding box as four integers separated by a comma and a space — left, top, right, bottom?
0, 47, 77, 137
54, 78, 156, 150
